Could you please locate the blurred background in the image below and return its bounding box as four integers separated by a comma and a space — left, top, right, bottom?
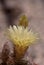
0, 0, 44, 65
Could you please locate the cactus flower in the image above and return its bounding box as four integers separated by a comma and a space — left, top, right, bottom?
7, 25, 38, 60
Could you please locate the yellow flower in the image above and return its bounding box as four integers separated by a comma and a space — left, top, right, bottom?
7, 25, 38, 60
